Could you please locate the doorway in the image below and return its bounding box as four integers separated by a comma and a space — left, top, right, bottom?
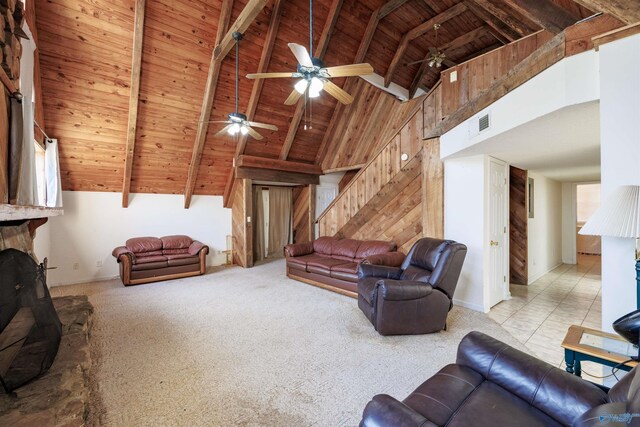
576, 183, 601, 258
252, 186, 293, 263
488, 157, 509, 308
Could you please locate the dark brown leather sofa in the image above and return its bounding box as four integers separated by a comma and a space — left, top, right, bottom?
284, 236, 405, 297
357, 237, 467, 335
361, 331, 640, 427
112, 235, 208, 286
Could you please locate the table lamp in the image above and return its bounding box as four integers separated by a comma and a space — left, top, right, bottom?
579, 185, 640, 308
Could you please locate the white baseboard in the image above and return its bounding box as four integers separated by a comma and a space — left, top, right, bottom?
453, 298, 487, 313
49, 274, 119, 287
527, 261, 563, 285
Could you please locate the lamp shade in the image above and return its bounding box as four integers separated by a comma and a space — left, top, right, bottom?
579, 185, 640, 238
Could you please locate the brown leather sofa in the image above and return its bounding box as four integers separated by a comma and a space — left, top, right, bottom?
361, 331, 640, 427
284, 236, 405, 297
357, 237, 467, 335
112, 235, 208, 286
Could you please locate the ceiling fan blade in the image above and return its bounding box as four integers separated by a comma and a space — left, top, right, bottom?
214, 124, 233, 137
246, 126, 264, 140
324, 63, 374, 78
247, 121, 278, 131
429, 47, 438, 55
405, 58, 429, 66
323, 80, 354, 105
284, 89, 303, 106
288, 43, 313, 68
246, 72, 295, 79
199, 120, 232, 124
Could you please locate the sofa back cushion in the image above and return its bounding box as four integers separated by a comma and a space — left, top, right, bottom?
313, 236, 339, 256
161, 235, 192, 249
355, 240, 396, 260
126, 237, 163, 255
332, 239, 362, 261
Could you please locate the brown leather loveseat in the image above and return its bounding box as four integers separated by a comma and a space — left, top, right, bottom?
112, 235, 208, 286
361, 331, 640, 427
284, 236, 404, 297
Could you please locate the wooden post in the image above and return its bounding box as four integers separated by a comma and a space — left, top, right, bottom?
422, 138, 443, 239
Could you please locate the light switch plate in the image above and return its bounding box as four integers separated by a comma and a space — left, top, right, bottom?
450, 70, 458, 83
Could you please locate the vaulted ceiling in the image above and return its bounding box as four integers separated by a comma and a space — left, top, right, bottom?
35, 0, 596, 202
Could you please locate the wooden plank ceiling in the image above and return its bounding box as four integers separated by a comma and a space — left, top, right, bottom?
36, 0, 595, 198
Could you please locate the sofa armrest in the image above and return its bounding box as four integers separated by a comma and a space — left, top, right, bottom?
363, 252, 405, 268
284, 242, 314, 257
457, 332, 608, 426
361, 394, 435, 427
358, 264, 403, 280
377, 279, 434, 301
188, 241, 208, 256
112, 246, 134, 263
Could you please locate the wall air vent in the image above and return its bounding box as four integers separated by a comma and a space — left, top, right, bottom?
478, 113, 490, 132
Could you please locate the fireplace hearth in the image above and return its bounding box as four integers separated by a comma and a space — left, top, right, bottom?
0, 248, 61, 393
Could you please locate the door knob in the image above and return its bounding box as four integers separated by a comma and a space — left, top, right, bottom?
490, 241, 499, 246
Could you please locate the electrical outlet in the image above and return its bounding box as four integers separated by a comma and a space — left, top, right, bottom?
96, 260, 103, 268
73, 263, 80, 270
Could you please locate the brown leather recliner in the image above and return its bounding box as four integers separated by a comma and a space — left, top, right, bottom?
357, 237, 467, 335
361, 331, 640, 427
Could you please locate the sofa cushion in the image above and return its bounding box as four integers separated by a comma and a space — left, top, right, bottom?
332, 262, 358, 274
287, 254, 327, 269
163, 248, 190, 255
313, 236, 339, 256
135, 255, 168, 264
306, 257, 351, 271
131, 260, 168, 271
126, 237, 162, 254
330, 270, 358, 283
161, 235, 193, 250
445, 381, 562, 427
355, 240, 397, 259
332, 239, 361, 259
167, 256, 200, 267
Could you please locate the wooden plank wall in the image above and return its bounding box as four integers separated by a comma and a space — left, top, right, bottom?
564, 14, 623, 56
510, 166, 528, 285
321, 78, 423, 172
437, 30, 553, 122
317, 106, 422, 237
0, 93, 8, 203
231, 178, 252, 268
292, 185, 314, 244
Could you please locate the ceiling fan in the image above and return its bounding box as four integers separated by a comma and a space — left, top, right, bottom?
405, 24, 457, 68
206, 32, 278, 140
246, 0, 374, 106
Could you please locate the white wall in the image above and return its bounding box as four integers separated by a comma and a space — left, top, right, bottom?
37, 191, 231, 286
527, 172, 562, 283
444, 155, 488, 312
599, 34, 640, 330
33, 220, 51, 264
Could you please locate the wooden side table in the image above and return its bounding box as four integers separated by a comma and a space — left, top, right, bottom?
561, 325, 638, 377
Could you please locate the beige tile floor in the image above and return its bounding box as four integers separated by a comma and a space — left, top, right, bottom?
488, 255, 608, 382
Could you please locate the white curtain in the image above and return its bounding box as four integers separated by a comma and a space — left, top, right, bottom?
45, 139, 63, 207
14, 22, 38, 205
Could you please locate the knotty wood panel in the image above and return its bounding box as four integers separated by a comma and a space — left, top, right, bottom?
510, 166, 528, 285
440, 30, 553, 118
321, 78, 423, 172
292, 185, 314, 243
232, 178, 253, 267
0, 94, 8, 203
422, 138, 443, 239
564, 13, 623, 56
422, 82, 442, 138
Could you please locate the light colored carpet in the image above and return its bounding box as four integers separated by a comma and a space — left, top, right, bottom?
52, 259, 523, 426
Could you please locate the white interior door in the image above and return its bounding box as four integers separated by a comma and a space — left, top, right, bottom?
488, 157, 509, 307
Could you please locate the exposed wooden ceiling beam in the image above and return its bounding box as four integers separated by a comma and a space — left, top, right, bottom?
503, 0, 579, 34
236, 168, 320, 185
234, 0, 284, 158
213, 0, 269, 61
571, 0, 640, 25
238, 155, 322, 175
279, 0, 344, 161
183, 0, 234, 209
467, 0, 536, 37
464, 0, 519, 41
409, 26, 491, 97
384, 2, 468, 87
379, 0, 412, 19
121, 0, 146, 208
